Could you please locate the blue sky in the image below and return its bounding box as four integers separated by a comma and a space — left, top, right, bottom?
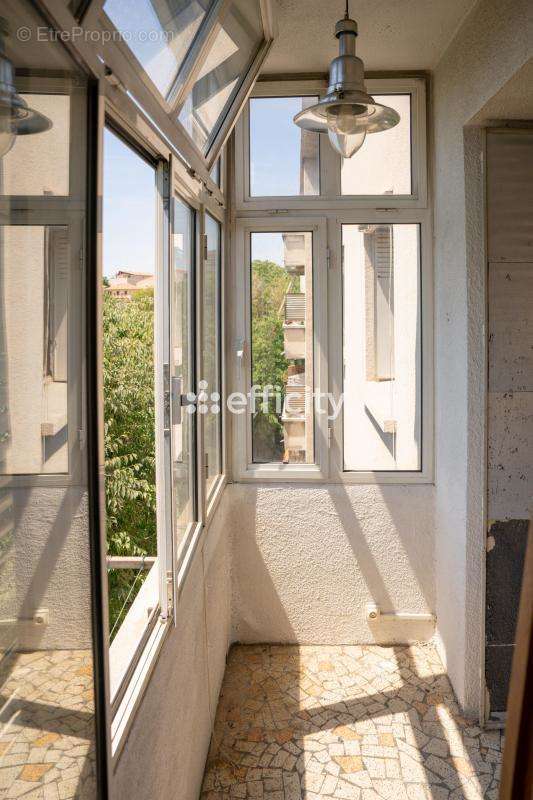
249, 97, 315, 197
103, 128, 285, 272
103, 128, 156, 278
102, 97, 309, 275
251, 232, 284, 265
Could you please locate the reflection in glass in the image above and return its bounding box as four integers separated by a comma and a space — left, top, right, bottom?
0, 2, 97, 796
341, 95, 412, 195
1, 225, 69, 475
343, 224, 421, 471
178, 0, 264, 152
249, 97, 320, 196
172, 197, 195, 555
250, 232, 314, 464
203, 214, 222, 495
103, 0, 214, 97
1, 94, 70, 196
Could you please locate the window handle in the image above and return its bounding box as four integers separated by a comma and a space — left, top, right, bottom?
170, 376, 182, 424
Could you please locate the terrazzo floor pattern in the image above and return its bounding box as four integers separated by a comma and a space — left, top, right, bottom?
201, 643, 502, 800
0, 650, 96, 799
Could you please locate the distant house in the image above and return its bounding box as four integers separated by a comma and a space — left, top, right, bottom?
106, 270, 154, 298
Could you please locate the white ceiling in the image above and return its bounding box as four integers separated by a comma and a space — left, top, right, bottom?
263, 0, 479, 74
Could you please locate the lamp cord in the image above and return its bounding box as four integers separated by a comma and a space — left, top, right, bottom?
345, 0, 349, 19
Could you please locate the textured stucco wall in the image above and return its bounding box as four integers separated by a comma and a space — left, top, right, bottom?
228, 483, 435, 646
113, 488, 232, 800
432, 0, 533, 715
3, 486, 93, 651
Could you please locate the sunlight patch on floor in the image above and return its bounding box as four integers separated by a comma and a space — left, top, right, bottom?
201, 644, 501, 799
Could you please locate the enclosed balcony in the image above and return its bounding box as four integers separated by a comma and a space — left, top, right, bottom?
1, 1, 532, 799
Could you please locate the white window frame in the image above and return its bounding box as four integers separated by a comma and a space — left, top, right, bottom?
202, 208, 225, 504
232, 217, 329, 482
330, 210, 434, 484
0, 74, 87, 489
39, 0, 276, 182
231, 77, 433, 485
100, 110, 172, 738
234, 77, 427, 210
95, 87, 229, 760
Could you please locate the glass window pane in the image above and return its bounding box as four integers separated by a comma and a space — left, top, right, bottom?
178, 0, 264, 153
103, 0, 215, 97
0, 2, 97, 795
250, 232, 314, 464
102, 129, 158, 652
210, 156, 221, 187
172, 197, 195, 555
343, 223, 421, 471
203, 214, 222, 495
0, 225, 69, 475
1, 94, 70, 196
249, 97, 320, 197
341, 95, 412, 196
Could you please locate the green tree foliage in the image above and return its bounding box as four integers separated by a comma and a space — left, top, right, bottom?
250, 260, 294, 461
103, 289, 156, 636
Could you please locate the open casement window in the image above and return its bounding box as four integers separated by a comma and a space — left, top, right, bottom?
234, 78, 427, 209
102, 124, 166, 721
169, 192, 198, 569
97, 0, 276, 170
101, 116, 227, 753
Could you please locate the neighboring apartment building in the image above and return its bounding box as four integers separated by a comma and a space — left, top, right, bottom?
106, 269, 154, 298
281, 231, 314, 464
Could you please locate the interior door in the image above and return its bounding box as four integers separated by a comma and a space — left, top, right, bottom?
169, 193, 197, 566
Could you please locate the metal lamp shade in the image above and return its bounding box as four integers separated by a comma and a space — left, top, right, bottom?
293, 12, 400, 149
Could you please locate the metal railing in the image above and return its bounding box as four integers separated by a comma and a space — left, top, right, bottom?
106, 556, 156, 571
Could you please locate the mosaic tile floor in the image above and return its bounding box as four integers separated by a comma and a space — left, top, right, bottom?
201, 644, 502, 800
0, 650, 96, 799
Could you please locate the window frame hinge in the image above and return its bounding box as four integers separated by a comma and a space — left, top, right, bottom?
326, 246, 332, 269
201, 232, 208, 262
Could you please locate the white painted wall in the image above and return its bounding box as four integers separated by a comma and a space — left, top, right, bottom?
228, 483, 435, 645
432, 0, 533, 715
112, 489, 233, 800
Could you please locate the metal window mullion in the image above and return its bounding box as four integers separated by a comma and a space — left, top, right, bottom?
77, 0, 104, 25
167, 0, 231, 113
196, 209, 207, 526
155, 158, 172, 622
97, 35, 217, 187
